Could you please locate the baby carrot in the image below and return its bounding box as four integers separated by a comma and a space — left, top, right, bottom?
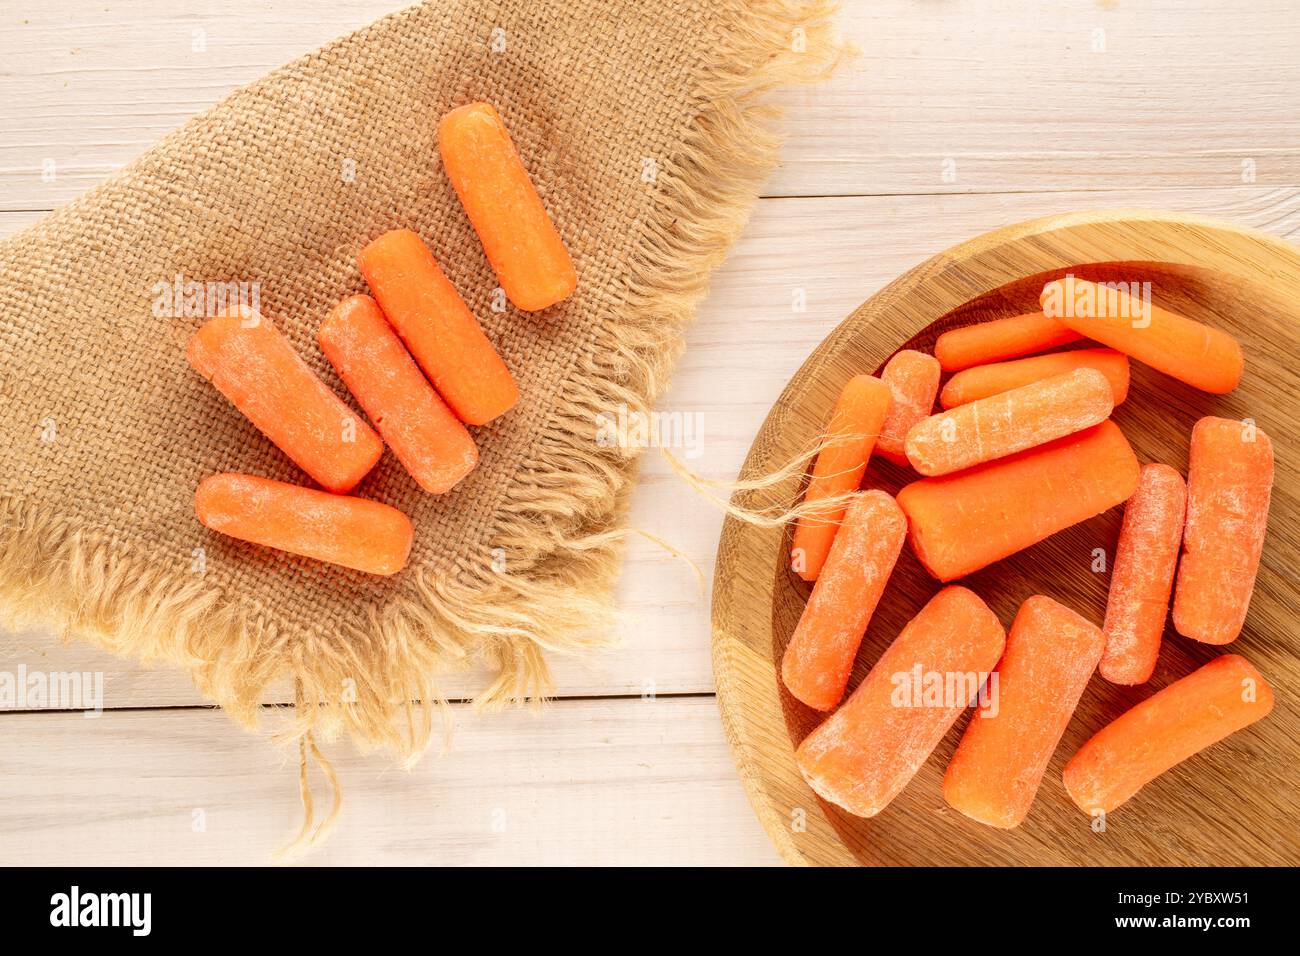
796, 586, 1006, 818
1040, 276, 1243, 393
897, 420, 1139, 582
1100, 464, 1187, 684
905, 367, 1114, 477
943, 596, 1104, 828
195, 473, 413, 576
1172, 417, 1274, 644
790, 375, 892, 581
358, 228, 519, 425
439, 102, 577, 312
319, 295, 479, 495
1063, 654, 1274, 815
940, 348, 1130, 409
781, 491, 907, 712
934, 312, 1083, 372
875, 350, 941, 465
187, 310, 382, 494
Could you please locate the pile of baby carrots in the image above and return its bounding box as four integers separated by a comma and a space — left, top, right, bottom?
187, 102, 575, 576
785, 277, 1275, 827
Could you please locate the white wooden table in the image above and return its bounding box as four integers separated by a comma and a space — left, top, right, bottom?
1, 0, 1296, 865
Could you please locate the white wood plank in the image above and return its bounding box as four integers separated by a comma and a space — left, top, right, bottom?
2, 1, 1297, 209
2, 183, 1297, 707
0, 696, 781, 865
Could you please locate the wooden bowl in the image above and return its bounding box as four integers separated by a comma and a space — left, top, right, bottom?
710, 210, 1300, 866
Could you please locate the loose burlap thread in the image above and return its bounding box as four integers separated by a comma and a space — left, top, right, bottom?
0, 0, 841, 851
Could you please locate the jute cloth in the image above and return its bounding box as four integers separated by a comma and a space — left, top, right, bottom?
0, 0, 839, 847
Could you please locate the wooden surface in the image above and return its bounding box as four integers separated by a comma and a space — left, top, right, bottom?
0, 1, 1297, 865
711, 211, 1300, 865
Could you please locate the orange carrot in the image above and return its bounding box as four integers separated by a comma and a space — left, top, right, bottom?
1100, 464, 1187, 684
1172, 417, 1274, 644
943, 596, 1104, 828
195, 473, 413, 576
358, 228, 519, 426
439, 102, 577, 312
790, 375, 892, 581
905, 367, 1114, 477
940, 348, 1130, 409
187, 310, 382, 494
934, 312, 1082, 372
898, 420, 1139, 581
875, 350, 941, 465
1040, 276, 1243, 393
796, 586, 1005, 818
1063, 654, 1274, 815
781, 491, 907, 711
319, 295, 479, 495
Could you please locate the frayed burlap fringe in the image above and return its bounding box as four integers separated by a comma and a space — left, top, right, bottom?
0, 0, 843, 856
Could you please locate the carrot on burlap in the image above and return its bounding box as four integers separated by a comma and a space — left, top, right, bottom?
1172, 417, 1274, 644
943, 596, 1104, 828
934, 312, 1082, 372
1063, 654, 1274, 815
940, 348, 1130, 409
1100, 464, 1187, 684
781, 491, 906, 712
1040, 276, 1243, 393
187, 310, 382, 494
358, 228, 519, 426
796, 586, 1005, 818
319, 295, 479, 495
875, 349, 941, 465
905, 367, 1114, 477
195, 473, 413, 576
790, 375, 892, 581
897, 420, 1140, 582
439, 102, 577, 312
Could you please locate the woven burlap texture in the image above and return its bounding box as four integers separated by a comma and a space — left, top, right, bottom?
0, 0, 840, 846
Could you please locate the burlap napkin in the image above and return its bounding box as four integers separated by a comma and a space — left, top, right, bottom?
0, 0, 838, 843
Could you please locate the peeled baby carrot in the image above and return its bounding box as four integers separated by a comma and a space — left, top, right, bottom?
358, 228, 518, 425
1100, 464, 1187, 684
905, 367, 1114, 477
319, 295, 479, 495
875, 350, 941, 465
940, 348, 1130, 409
781, 491, 907, 712
898, 420, 1139, 581
195, 473, 413, 576
790, 375, 892, 581
796, 586, 1006, 818
1172, 417, 1274, 644
1040, 277, 1243, 393
943, 596, 1104, 828
439, 102, 576, 312
934, 312, 1083, 372
1063, 654, 1273, 815
187, 311, 382, 494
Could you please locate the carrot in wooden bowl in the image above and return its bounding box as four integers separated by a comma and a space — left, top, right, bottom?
940, 347, 1129, 409
187, 309, 383, 494
897, 420, 1139, 581
943, 595, 1104, 828
439, 102, 577, 312
934, 312, 1082, 372
358, 228, 518, 426
195, 473, 413, 576
320, 294, 478, 495
1172, 417, 1274, 644
905, 367, 1114, 477
1063, 654, 1273, 815
875, 349, 941, 466
790, 374, 891, 581
796, 586, 1005, 818
781, 490, 906, 712
1100, 463, 1186, 684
